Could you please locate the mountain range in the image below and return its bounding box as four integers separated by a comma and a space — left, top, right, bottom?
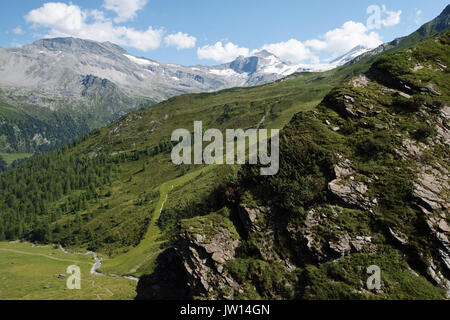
0, 36, 369, 159
1, 5, 449, 163
0, 38, 344, 114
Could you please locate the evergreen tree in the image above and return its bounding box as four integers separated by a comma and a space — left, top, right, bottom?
0, 155, 7, 172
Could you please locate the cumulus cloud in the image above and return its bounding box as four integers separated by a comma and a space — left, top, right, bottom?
13, 27, 24, 35
165, 32, 196, 50
103, 0, 148, 23
24, 2, 194, 52
26, 2, 86, 33
252, 21, 382, 64
261, 39, 318, 63
197, 42, 249, 63
254, 6, 399, 63
381, 5, 402, 27
198, 15, 387, 64
307, 21, 383, 55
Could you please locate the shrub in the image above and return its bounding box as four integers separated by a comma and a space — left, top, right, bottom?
412, 124, 436, 142
393, 96, 420, 112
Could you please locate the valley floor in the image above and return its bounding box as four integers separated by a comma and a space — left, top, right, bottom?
0, 241, 137, 300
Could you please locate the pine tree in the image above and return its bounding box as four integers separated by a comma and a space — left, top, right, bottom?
0, 155, 8, 172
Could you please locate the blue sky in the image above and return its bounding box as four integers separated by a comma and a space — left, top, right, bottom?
0, 1, 448, 66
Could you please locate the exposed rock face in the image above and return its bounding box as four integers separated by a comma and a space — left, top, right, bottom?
389, 228, 409, 245
329, 233, 352, 257
328, 159, 372, 210
412, 166, 450, 285
175, 216, 240, 299
238, 206, 280, 261
413, 168, 449, 212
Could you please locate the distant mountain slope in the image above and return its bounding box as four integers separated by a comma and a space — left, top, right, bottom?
0, 39, 315, 157
330, 45, 371, 66
0, 38, 307, 115
0, 98, 90, 165
350, 4, 450, 66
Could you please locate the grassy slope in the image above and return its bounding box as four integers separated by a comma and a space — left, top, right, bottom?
0, 153, 33, 166
49, 71, 340, 254
0, 70, 341, 296
100, 164, 218, 276
0, 241, 136, 300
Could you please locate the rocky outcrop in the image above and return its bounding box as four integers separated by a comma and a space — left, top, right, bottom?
328, 158, 373, 211
175, 214, 241, 299
238, 206, 280, 261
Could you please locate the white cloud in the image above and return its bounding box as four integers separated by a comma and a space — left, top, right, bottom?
25, 2, 86, 33
305, 21, 383, 56
24, 2, 194, 52
381, 5, 402, 27
199, 17, 385, 65
197, 42, 249, 63
304, 39, 327, 51
261, 39, 318, 63
103, 0, 148, 23
415, 8, 423, 25
165, 32, 196, 50
13, 27, 24, 35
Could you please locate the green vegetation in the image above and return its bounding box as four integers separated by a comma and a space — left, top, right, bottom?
0, 64, 343, 257
0, 155, 7, 172
223, 32, 450, 300
303, 249, 446, 300
0, 99, 91, 156
0, 152, 33, 167
100, 165, 219, 277
227, 258, 298, 300
0, 241, 136, 300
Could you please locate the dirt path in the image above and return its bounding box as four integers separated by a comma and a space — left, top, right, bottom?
0, 248, 79, 263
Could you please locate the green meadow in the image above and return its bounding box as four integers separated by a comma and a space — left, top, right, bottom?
0, 241, 136, 300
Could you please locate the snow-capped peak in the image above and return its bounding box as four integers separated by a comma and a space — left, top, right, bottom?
330, 46, 371, 66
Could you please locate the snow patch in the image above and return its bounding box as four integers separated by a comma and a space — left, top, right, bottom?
209, 68, 239, 76
123, 54, 158, 67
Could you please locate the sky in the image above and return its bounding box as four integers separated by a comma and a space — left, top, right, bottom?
0, 0, 448, 66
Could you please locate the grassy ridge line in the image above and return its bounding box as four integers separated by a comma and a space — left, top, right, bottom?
100, 165, 218, 277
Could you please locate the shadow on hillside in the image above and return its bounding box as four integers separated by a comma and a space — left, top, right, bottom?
135, 248, 190, 300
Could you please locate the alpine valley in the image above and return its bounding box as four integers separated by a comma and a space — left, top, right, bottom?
0, 37, 336, 165
0, 4, 449, 301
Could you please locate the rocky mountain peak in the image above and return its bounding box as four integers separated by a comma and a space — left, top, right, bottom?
30, 37, 127, 56
253, 49, 277, 58
330, 45, 371, 65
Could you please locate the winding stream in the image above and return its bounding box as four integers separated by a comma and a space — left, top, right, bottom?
59, 245, 139, 282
